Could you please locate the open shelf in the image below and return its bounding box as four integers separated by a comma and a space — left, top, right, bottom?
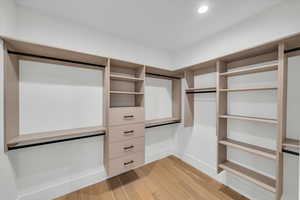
283, 138, 299, 149
146, 117, 181, 128
110, 74, 144, 82
219, 114, 277, 124
219, 87, 277, 92
110, 91, 144, 95
7, 126, 106, 147
219, 161, 276, 193
185, 87, 216, 93
219, 139, 276, 160
220, 64, 278, 77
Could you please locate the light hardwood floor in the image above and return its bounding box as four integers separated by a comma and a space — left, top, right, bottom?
55, 156, 248, 200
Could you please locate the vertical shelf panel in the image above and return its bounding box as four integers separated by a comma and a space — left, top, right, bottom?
184, 71, 194, 127
275, 42, 287, 200
172, 78, 182, 120
3, 44, 20, 152
216, 60, 228, 173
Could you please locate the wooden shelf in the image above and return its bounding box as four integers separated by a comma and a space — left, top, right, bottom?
110, 91, 144, 95
7, 126, 106, 147
219, 114, 277, 124
146, 117, 181, 128
219, 87, 277, 92
283, 138, 299, 149
220, 64, 278, 77
219, 139, 276, 160
110, 74, 144, 82
219, 161, 276, 193
185, 87, 216, 93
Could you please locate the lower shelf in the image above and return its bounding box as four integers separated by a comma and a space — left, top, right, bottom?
7, 126, 106, 148
283, 138, 299, 149
219, 161, 276, 193
145, 117, 181, 128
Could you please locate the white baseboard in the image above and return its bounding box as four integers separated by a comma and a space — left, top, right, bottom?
17, 151, 172, 200
17, 168, 107, 200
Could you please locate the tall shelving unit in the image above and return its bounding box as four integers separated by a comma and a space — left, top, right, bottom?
104, 58, 146, 177
216, 43, 287, 200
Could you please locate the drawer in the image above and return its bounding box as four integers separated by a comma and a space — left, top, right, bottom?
108, 137, 144, 159
108, 123, 144, 142
109, 107, 144, 126
108, 152, 144, 177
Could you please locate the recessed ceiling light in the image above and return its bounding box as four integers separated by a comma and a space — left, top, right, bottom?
198, 5, 208, 14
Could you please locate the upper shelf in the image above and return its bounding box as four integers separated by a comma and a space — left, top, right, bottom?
219, 87, 277, 92
219, 114, 278, 124
7, 126, 106, 147
185, 87, 216, 94
110, 74, 144, 82
283, 138, 299, 149
219, 64, 278, 77
219, 139, 276, 160
110, 91, 144, 95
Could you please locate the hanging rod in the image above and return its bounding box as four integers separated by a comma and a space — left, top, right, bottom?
146, 73, 181, 80
186, 90, 216, 94
145, 121, 180, 128
282, 149, 299, 156
284, 47, 300, 54
7, 50, 106, 68
8, 132, 106, 151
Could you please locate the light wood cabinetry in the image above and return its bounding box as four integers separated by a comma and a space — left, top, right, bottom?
104, 58, 145, 177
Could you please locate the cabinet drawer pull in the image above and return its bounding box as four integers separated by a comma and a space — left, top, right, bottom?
124, 160, 134, 166
123, 145, 134, 151
123, 115, 134, 119
123, 130, 134, 135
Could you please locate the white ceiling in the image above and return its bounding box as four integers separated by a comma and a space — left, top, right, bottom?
15, 0, 283, 51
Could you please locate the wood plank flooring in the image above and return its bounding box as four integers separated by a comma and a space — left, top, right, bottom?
55, 156, 248, 200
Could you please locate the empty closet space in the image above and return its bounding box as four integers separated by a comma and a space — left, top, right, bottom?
3, 39, 107, 151
2, 1, 300, 200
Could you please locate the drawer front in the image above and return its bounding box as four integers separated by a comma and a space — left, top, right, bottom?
109, 107, 144, 126
108, 123, 144, 142
108, 152, 144, 176
108, 137, 144, 159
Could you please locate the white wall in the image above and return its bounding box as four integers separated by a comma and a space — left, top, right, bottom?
0, 0, 17, 37
15, 6, 173, 70
173, 0, 300, 69
174, 58, 299, 200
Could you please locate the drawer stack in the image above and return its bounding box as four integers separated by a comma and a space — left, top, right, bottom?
104, 59, 145, 177
105, 107, 145, 176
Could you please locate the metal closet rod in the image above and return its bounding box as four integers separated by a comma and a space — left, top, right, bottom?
145, 121, 180, 129
8, 132, 106, 151
186, 91, 216, 94
284, 47, 300, 54
146, 73, 181, 80
282, 149, 299, 156
7, 50, 106, 68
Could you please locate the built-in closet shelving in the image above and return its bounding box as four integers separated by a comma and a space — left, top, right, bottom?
2, 37, 107, 151
216, 44, 286, 199
182, 33, 300, 199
